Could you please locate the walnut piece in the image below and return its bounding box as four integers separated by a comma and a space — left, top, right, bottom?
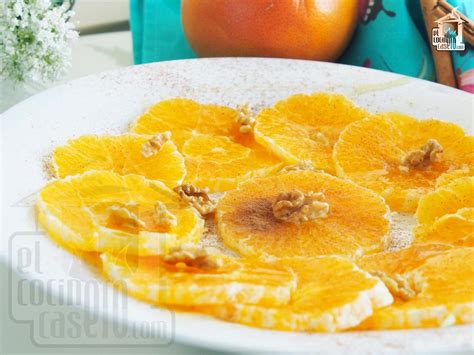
174, 184, 216, 215
401, 139, 443, 169
311, 131, 330, 146
141, 131, 172, 158
279, 160, 318, 174
163, 244, 224, 270
371, 271, 420, 301
154, 202, 177, 228
272, 189, 329, 225
236, 103, 255, 134
107, 204, 146, 231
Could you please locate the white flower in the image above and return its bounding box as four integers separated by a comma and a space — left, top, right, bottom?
0, 0, 78, 83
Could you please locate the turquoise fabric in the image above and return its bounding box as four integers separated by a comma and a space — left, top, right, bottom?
129, 0, 473, 92
130, 0, 195, 64
340, 0, 435, 81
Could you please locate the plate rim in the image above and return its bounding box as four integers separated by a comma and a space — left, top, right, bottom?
2, 57, 473, 353
3, 57, 472, 117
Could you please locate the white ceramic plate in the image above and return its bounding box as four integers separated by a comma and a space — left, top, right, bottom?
2, 58, 473, 353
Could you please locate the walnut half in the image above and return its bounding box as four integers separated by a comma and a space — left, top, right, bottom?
371, 271, 420, 301
236, 103, 255, 134
174, 184, 216, 216
279, 160, 318, 174
272, 189, 329, 225
141, 131, 172, 158
401, 139, 443, 170
154, 202, 177, 228
163, 244, 223, 270
107, 204, 146, 231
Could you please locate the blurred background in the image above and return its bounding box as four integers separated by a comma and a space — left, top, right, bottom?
61, 0, 131, 76
1, 0, 132, 111
1, 0, 472, 112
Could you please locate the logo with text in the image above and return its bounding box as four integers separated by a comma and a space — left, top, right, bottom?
432, 8, 466, 51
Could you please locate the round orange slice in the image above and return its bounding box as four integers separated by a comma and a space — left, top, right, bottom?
414, 176, 474, 246
254, 93, 370, 173
358, 248, 474, 330
182, 134, 251, 163
130, 98, 238, 148
213, 256, 393, 332
101, 253, 296, 307
436, 165, 473, 187
37, 171, 204, 255
130, 98, 282, 192
334, 113, 473, 212
216, 171, 389, 259
182, 134, 281, 191
357, 244, 452, 277
415, 208, 474, 247
415, 176, 473, 227
50, 134, 185, 188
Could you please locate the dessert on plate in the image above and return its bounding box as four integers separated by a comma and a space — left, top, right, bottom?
37, 93, 473, 332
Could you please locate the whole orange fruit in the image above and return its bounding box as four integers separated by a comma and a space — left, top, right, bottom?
181, 0, 358, 61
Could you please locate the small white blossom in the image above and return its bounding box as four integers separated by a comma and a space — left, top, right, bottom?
0, 0, 78, 83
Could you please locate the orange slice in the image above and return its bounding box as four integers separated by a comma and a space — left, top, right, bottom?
216, 171, 389, 259
415, 208, 474, 247
37, 171, 204, 255
101, 253, 296, 307
130, 98, 282, 192
436, 165, 473, 187
50, 134, 185, 188
415, 176, 473, 227
254, 93, 370, 173
182, 134, 251, 163
182, 134, 281, 191
213, 257, 393, 332
414, 177, 474, 246
358, 248, 474, 330
130, 98, 238, 148
334, 113, 473, 212
357, 244, 452, 277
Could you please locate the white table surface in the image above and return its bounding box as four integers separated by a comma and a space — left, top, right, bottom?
0, 31, 225, 355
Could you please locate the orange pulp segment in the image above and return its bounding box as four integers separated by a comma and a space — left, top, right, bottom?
254, 93, 370, 173
334, 113, 473, 212
358, 248, 474, 329
130, 98, 282, 191
51, 134, 185, 188
213, 256, 393, 332
414, 176, 474, 246
436, 165, 473, 187
357, 244, 452, 277
101, 253, 296, 307
37, 171, 204, 255
216, 171, 389, 259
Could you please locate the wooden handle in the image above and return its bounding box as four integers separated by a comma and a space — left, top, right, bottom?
420, 0, 457, 87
